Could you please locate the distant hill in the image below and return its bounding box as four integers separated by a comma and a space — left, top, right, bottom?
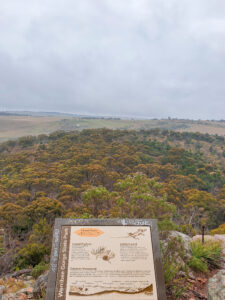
0, 112, 225, 142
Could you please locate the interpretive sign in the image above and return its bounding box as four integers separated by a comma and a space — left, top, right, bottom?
46, 219, 166, 300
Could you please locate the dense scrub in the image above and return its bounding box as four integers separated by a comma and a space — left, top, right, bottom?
0, 129, 224, 274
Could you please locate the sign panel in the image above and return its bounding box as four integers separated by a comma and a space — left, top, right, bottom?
46, 219, 166, 300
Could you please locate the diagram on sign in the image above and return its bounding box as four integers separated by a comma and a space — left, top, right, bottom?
112, 228, 147, 240
91, 246, 115, 263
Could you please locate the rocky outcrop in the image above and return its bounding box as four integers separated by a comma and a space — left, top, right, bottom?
196, 235, 225, 299
0, 269, 49, 300
207, 269, 225, 300
5, 269, 32, 279
0, 274, 34, 300
0, 285, 5, 299
160, 230, 193, 281
160, 230, 192, 262
1, 287, 33, 300
33, 271, 49, 299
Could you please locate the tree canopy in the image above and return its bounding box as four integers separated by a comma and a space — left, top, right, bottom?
0, 128, 224, 272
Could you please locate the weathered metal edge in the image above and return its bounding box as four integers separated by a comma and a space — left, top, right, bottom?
46, 218, 167, 300
46, 220, 61, 300
150, 219, 167, 300
55, 218, 155, 226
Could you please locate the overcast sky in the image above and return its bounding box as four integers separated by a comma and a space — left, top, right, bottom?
0, 0, 225, 119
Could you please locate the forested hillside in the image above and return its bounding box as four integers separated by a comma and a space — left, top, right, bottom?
0, 129, 224, 276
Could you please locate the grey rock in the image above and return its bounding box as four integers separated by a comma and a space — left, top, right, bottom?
213, 234, 225, 242
160, 230, 192, 278
0, 286, 5, 295
207, 269, 225, 300
188, 271, 195, 280
24, 280, 35, 287
161, 230, 192, 260
25, 276, 33, 281
33, 271, 49, 299
8, 268, 32, 279
169, 231, 192, 256
177, 270, 186, 277
2, 294, 16, 300
16, 287, 33, 295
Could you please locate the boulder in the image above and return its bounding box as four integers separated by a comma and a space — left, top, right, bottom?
33, 271, 49, 299
0, 286, 5, 295
0, 285, 5, 300
16, 287, 33, 296
169, 231, 192, 258
214, 235, 225, 252
160, 230, 192, 273
207, 269, 225, 300
4, 269, 32, 280
161, 231, 192, 261
11, 269, 32, 279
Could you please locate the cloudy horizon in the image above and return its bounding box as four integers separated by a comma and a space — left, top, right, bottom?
1, 0, 225, 119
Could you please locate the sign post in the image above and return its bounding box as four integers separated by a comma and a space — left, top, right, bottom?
202, 225, 205, 244
46, 219, 167, 300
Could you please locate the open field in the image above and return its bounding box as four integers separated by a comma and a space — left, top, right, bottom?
0, 116, 63, 142
0, 115, 225, 142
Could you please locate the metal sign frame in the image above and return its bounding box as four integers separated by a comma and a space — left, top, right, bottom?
46, 218, 167, 300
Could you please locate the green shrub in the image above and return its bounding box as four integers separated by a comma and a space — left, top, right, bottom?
158, 219, 179, 231
31, 262, 49, 278
0, 247, 4, 256
0, 234, 5, 257
179, 224, 196, 236
189, 256, 208, 273
161, 236, 189, 299
189, 240, 222, 273
14, 243, 49, 269
14, 218, 51, 268
210, 223, 225, 234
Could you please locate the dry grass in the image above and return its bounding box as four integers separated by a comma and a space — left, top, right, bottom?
0, 277, 27, 293
0, 116, 63, 142
180, 124, 225, 135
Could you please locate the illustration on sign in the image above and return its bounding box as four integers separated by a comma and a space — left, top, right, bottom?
112, 228, 147, 239
91, 246, 115, 263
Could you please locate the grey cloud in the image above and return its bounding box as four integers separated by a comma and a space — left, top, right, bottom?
0, 0, 225, 119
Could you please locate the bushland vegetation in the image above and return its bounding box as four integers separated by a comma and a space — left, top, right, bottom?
0, 129, 224, 279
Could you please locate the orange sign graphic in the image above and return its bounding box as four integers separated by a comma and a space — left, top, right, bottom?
75, 228, 104, 237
